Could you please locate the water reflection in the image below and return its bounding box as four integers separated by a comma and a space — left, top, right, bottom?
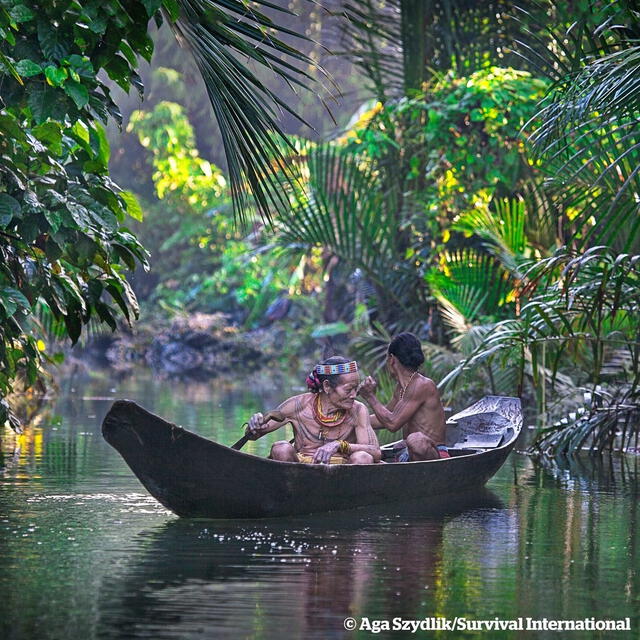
535, 452, 640, 495
97, 492, 503, 639
1, 369, 639, 640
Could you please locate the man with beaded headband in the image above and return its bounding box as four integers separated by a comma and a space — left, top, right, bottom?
246, 356, 381, 464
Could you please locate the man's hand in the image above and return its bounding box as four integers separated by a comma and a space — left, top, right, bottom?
247, 412, 268, 440
312, 440, 342, 464
358, 376, 377, 400
246, 409, 288, 440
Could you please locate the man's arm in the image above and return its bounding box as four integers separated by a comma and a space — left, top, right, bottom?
361, 378, 434, 432
350, 403, 381, 462
368, 387, 399, 429
247, 396, 298, 438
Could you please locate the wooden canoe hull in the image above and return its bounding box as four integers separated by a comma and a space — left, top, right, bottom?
102, 398, 522, 519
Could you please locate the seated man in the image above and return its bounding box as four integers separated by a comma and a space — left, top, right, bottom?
247, 356, 381, 464
358, 332, 449, 462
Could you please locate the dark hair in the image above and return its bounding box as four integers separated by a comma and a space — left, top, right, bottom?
388, 332, 424, 370
306, 356, 352, 393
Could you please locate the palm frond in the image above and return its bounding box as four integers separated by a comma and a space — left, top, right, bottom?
525, 248, 640, 336
337, 0, 537, 101
169, 0, 327, 225
519, 180, 562, 252
351, 317, 438, 373
274, 141, 424, 317
531, 386, 640, 457
420, 340, 462, 382
532, 116, 640, 252
428, 248, 516, 322
530, 43, 640, 147
351, 327, 392, 375
440, 248, 640, 407
510, 1, 621, 84
452, 197, 530, 278
337, 0, 403, 99
515, 2, 640, 252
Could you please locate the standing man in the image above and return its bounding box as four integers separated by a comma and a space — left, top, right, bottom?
358, 332, 449, 461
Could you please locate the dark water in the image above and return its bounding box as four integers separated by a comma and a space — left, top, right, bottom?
1, 370, 638, 639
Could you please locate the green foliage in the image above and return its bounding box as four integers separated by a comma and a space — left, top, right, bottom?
433, 0, 640, 454
0, 0, 321, 428
441, 248, 640, 452
339, 0, 538, 101
108, 4, 365, 174
164, 0, 322, 224
126, 101, 298, 325
0, 0, 153, 422
523, 0, 640, 254
267, 66, 548, 394
128, 101, 227, 208
298, 68, 548, 332
274, 139, 421, 323
452, 196, 530, 277
282, 0, 640, 455
348, 67, 549, 239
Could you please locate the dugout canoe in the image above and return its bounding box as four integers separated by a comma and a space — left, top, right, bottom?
101, 395, 522, 518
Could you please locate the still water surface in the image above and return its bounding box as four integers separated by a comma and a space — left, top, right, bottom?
1, 369, 638, 639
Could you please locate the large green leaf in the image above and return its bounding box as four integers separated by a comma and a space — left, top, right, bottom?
0, 193, 20, 227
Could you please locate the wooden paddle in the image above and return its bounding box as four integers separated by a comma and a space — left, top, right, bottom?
231, 410, 287, 450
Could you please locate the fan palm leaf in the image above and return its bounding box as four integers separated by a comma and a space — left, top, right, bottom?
428, 247, 516, 321
274, 141, 424, 316
452, 197, 531, 278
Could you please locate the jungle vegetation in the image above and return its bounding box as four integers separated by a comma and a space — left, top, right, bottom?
1, 0, 639, 457
0, 0, 320, 427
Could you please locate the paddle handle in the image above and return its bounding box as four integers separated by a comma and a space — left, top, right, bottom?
230, 433, 252, 451
231, 410, 287, 450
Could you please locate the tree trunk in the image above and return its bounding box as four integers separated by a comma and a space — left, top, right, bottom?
401, 0, 433, 94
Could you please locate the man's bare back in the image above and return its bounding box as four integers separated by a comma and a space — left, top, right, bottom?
360, 374, 445, 443
358, 332, 448, 461
386, 375, 445, 442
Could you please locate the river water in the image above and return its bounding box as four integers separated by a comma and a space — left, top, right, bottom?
0, 369, 638, 639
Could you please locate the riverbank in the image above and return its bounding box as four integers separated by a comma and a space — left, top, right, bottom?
67, 311, 321, 380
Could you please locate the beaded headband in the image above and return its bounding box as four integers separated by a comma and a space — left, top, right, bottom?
314, 361, 358, 375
